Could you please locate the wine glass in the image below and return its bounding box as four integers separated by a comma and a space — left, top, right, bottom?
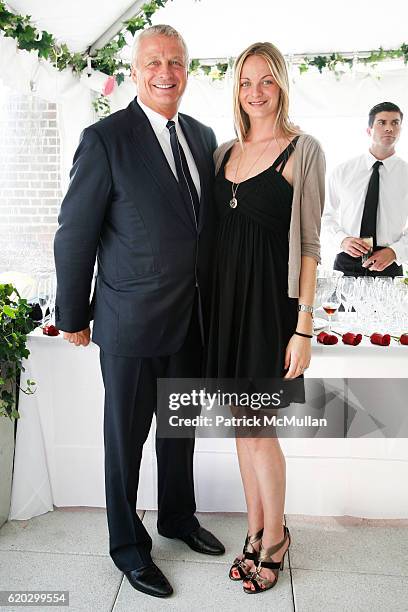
338, 277, 356, 319
392, 283, 408, 333
36, 274, 52, 326
322, 283, 341, 333
314, 268, 343, 308
46, 274, 57, 325
354, 278, 371, 332
372, 279, 387, 329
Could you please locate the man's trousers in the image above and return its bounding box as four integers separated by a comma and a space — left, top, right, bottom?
99, 304, 202, 572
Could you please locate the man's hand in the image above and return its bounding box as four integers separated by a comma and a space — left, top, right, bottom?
62, 327, 91, 347
341, 236, 371, 258
362, 247, 396, 272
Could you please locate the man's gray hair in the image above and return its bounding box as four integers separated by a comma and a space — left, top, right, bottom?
132, 24, 189, 66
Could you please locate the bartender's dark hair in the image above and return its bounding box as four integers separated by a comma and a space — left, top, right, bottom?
368, 102, 403, 127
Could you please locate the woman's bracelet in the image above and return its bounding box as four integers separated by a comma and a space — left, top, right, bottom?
294, 330, 313, 339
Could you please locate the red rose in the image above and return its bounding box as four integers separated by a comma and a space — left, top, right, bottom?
342, 332, 362, 346
42, 324, 60, 337
370, 333, 390, 346
317, 332, 328, 343
399, 334, 408, 345
317, 331, 338, 345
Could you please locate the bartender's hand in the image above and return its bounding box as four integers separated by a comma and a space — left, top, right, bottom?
362, 247, 396, 272
341, 236, 370, 258
283, 335, 311, 379
62, 327, 91, 347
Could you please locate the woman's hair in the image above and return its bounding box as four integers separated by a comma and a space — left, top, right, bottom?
233, 42, 301, 143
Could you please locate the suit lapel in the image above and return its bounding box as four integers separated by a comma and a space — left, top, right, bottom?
128, 100, 195, 233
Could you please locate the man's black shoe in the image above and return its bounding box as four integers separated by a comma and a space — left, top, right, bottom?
180, 526, 225, 555
125, 563, 173, 598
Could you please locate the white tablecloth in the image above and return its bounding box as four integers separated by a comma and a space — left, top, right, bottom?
10, 327, 408, 520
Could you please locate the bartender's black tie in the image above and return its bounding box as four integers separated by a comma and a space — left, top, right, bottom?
360, 160, 383, 248
166, 120, 200, 222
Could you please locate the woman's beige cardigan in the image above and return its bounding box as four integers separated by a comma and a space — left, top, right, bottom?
213, 134, 326, 298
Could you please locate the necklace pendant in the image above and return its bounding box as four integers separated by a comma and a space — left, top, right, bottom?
229, 197, 238, 209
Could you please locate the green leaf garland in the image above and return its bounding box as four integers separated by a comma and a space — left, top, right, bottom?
0, 0, 170, 77
1, 0, 408, 116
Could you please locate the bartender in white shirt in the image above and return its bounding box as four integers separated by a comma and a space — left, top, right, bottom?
323, 101, 408, 277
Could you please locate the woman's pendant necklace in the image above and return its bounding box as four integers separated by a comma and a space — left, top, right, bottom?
229, 185, 238, 208
229, 137, 276, 209
229, 160, 243, 209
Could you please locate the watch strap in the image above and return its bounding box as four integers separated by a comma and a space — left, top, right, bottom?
298, 304, 314, 314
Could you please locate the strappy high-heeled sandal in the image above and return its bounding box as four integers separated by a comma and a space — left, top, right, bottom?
243, 526, 290, 594
228, 528, 263, 581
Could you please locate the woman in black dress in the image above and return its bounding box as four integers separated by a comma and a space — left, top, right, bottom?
206, 42, 325, 594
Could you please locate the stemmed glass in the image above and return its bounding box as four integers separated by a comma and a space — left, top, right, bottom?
372, 278, 393, 331
338, 277, 356, 320
391, 283, 408, 333
400, 288, 408, 330
47, 275, 57, 325
36, 274, 53, 326
322, 282, 341, 333
355, 278, 375, 333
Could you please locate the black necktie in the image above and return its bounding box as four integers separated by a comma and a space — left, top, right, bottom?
360, 160, 383, 248
166, 120, 200, 223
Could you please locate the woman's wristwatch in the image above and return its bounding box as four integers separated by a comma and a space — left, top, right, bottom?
296, 304, 314, 338
298, 304, 314, 318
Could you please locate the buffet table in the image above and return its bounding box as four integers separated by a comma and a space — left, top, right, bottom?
9, 326, 408, 521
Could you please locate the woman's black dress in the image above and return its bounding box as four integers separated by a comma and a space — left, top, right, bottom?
206, 138, 304, 402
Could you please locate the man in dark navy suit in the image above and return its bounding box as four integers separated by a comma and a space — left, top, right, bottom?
54, 25, 224, 599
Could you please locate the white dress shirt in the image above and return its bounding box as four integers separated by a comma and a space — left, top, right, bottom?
322, 151, 408, 264
137, 98, 201, 199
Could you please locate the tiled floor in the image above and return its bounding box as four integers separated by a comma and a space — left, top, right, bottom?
0, 509, 407, 612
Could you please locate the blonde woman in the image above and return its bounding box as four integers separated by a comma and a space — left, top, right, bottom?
206, 42, 325, 594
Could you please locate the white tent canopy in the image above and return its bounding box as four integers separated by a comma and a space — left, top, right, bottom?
150, 0, 408, 58
6, 0, 408, 57
6, 0, 137, 53
2, 0, 408, 210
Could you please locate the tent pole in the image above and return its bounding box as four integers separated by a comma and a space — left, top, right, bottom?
89, 0, 146, 53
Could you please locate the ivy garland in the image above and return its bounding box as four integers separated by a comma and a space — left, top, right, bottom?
0, 0, 169, 115
1, 0, 408, 116
192, 46, 408, 81
297, 46, 408, 75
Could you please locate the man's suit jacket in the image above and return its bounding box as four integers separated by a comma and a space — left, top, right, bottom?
54, 98, 217, 357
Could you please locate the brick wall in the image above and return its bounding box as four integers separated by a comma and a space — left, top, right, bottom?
0, 83, 62, 274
